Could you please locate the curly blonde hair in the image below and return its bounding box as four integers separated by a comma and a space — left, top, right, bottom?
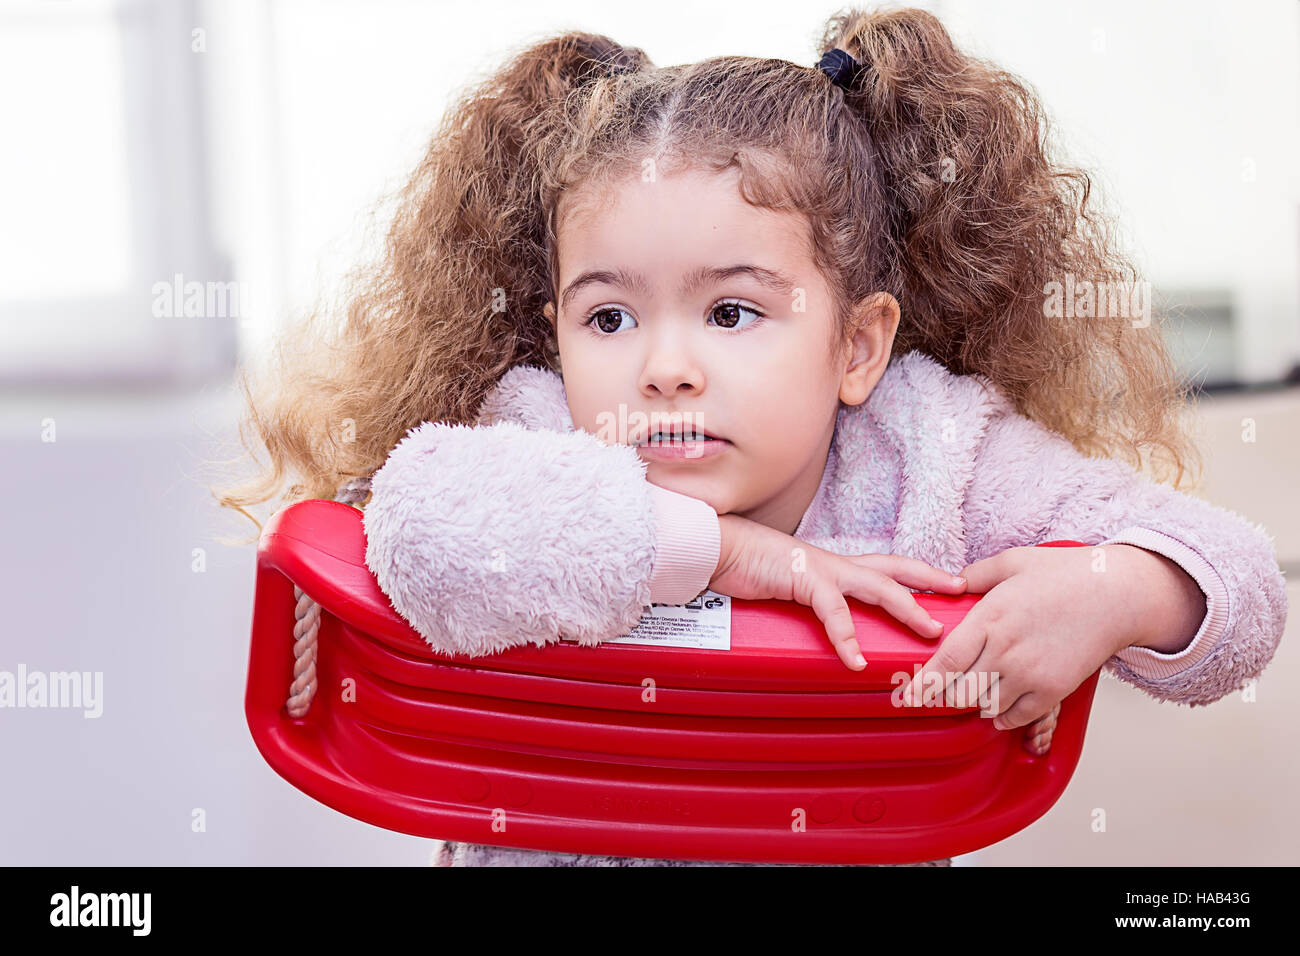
212, 5, 1201, 542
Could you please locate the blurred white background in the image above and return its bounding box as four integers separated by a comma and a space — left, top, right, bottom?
1, 0, 1296, 866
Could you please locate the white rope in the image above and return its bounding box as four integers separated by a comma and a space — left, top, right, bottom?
286, 477, 372, 718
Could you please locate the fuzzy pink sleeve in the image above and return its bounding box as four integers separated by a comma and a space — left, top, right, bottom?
361, 418, 721, 657
362, 420, 659, 656
963, 412, 1288, 707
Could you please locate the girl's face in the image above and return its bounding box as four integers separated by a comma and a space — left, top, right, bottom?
545, 165, 899, 535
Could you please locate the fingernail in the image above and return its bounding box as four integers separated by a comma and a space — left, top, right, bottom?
952, 575, 966, 586
853, 653, 866, 669
993, 717, 1006, 730
930, 618, 943, 632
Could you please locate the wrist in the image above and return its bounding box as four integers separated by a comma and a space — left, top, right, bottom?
1106, 544, 1205, 655
712, 513, 747, 583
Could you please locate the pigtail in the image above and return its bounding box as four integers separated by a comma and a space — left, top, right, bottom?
388, 32, 650, 397
820, 8, 1198, 487
212, 32, 650, 538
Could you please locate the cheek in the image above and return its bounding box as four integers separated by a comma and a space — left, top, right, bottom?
724, 355, 832, 426
565, 383, 623, 440
759, 402, 822, 450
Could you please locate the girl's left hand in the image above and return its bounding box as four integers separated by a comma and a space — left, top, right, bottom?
899, 543, 1197, 755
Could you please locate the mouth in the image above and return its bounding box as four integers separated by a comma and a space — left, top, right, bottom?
632, 419, 726, 445
635, 430, 727, 446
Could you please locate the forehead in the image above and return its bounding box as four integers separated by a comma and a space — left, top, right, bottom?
554, 166, 814, 279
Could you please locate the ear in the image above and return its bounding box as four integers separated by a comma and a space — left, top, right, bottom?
838, 292, 900, 406
542, 300, 562, 373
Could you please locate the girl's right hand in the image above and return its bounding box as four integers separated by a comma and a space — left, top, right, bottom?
709, 514, 969, 671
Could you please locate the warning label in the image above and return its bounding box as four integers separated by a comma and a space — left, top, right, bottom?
564, 589, 732, 650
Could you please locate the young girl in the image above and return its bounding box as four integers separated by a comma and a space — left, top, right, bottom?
218, 7, 1288, 867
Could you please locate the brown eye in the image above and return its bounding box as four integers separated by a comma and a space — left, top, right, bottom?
709, 300, 764, 331
584, 307, 637, 334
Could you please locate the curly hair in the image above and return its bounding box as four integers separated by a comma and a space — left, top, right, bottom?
212, 5, 1201, 541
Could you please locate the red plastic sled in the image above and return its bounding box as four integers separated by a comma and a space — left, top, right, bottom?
245, 499, 1100, 864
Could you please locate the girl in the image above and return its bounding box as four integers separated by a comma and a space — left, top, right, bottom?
218, 7, 1288, 866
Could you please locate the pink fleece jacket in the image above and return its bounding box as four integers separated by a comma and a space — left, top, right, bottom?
360, 349, 1289, 867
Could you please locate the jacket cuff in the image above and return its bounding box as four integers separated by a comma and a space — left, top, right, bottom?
646, 483, 721, 605
1101, 526, 1230, 681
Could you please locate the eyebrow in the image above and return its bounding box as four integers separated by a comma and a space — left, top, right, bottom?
559, 264, 797, 313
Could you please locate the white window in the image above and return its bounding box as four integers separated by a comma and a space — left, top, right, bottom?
0, 0, 236, 385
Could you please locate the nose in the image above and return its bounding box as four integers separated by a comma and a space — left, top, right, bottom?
638, 323, 705, 397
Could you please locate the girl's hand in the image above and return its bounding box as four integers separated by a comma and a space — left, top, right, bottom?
709, 514, 969, 671
900, 543, 1194, 754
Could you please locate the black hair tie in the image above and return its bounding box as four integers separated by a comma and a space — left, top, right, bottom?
816, 48, 863, 92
